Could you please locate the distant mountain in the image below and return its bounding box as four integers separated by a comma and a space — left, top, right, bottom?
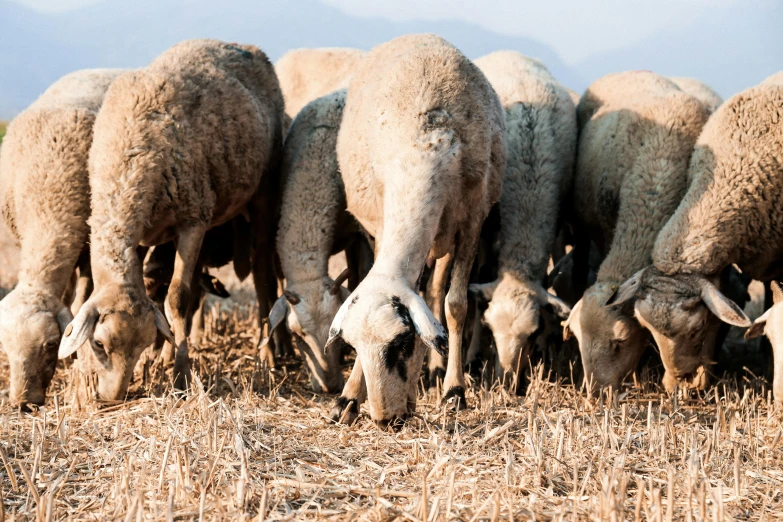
0, 0, 583, 118
574, 0, 782, 99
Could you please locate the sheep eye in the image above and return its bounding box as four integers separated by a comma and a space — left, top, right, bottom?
44, 340, 59, 352
94, 340, 106, 352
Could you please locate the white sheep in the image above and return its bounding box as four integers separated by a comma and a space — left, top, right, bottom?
562, 71, 710, 392
264, 89, 371, 394
610, 82, 783, 394
761, 71, 783, 86
670, 77, 723, 113
0, 68, 122, 407
275, 48, 366, 125
57, 40, 285, 400
325, 34, 507, 426
467, 51, 575, 387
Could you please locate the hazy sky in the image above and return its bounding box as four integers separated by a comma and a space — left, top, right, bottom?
12, 0, 744, 63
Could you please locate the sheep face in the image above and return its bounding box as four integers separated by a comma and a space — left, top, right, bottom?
58, 283, 174, 401
609, 268, 750, 391
470, 275, 570, 388
563, 283, 647, 393
745, 282, 783, 407
326, 277, 447, 426
0, 287, 71, 407
271, 278, 349, 393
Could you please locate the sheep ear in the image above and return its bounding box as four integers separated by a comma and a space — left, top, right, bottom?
744, 307, 772, 340
542, 290, 571, 319
153, 306, 176, 346
405, 292, 448, 357
267, 296, 289, 335
772, 281, 783, 305
545, 250, 573, 289
606, 269, 646, 307
468, 281, 498, 304
700, 279, 751, 327
562, 298, 583, 341
58, 304, 99, 359
325, 294, 352, 353
55, 306, 74, 335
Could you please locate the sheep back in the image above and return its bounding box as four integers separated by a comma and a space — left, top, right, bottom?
0, 69, 123, 287
474, 51, 576, 281
89, 39, 285, 270
652, 83, 783, 280
575, 70, 710, 283
277, 90, 348, 281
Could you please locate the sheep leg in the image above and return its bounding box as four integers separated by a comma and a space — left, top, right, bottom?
70, 248, 93, 315
166, 226, 206, 390
330, 356, 366, 425
187, 271, 207, 348
426, 253, 452, 388
442, 223, 482, 408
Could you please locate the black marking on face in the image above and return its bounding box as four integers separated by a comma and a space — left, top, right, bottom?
351, 295, 359, 305
383, 328, 416, 382
390, 296, 412, 328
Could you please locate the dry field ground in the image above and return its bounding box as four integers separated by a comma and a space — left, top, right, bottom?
0, 227, 782, 520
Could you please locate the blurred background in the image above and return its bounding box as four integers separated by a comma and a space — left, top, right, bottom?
0, 0, 781, 119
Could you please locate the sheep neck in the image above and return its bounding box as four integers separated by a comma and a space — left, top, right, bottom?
17, 229, 81, 297
371, 176, 446, 288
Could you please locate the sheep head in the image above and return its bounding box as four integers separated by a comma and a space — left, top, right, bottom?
58, 283, 174, 402
745, 281, 783, 406
470, 273, 570, 390
608, 267, 750, 391
563, 282, 647, 394
0, 286, 72, 408
325, 275, 447, 424
265, 269, 351, 393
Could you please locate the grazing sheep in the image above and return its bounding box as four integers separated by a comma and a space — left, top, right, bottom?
609, 82, 783, 393
562, 71, 710, 392
275, 48, 366, 124
746, 281, 783, 405
58, 39, 285, 401
0, 68, 122, 407
325, 34, 506, 426
670, 77, 723, 113
265, 89, 372, 394
466, 51, 575, 387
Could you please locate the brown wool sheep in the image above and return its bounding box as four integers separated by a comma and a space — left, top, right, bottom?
58, 40, 285, 401
610, 82, 783, 395
275, 48, 366, 125
265, 89, 372, 394
0, 69, 123, 407
325, 34, 507, 426
670, 77, 723, 113
562, 71, 710, 392
467, 51, 575, 387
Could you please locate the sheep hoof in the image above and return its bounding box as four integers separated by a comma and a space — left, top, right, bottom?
173, 356, 191, 391
442, 386, 467, 410
330, 396, 359, 425
426, 367, 446, 390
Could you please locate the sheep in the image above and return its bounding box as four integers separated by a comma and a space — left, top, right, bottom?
466, 51, 575, 388
670, 77, 723, 113
263, 89, 374, 393
325, 34, 507, 427
609, 82, 783, 393
561, 71, 711, 393
57, 39, 285, 401
275, 48, 366, 125
746, 281, 783, 405
0, 68, 122, 407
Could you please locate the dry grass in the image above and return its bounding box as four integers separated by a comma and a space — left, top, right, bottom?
1, 286, 782, 521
